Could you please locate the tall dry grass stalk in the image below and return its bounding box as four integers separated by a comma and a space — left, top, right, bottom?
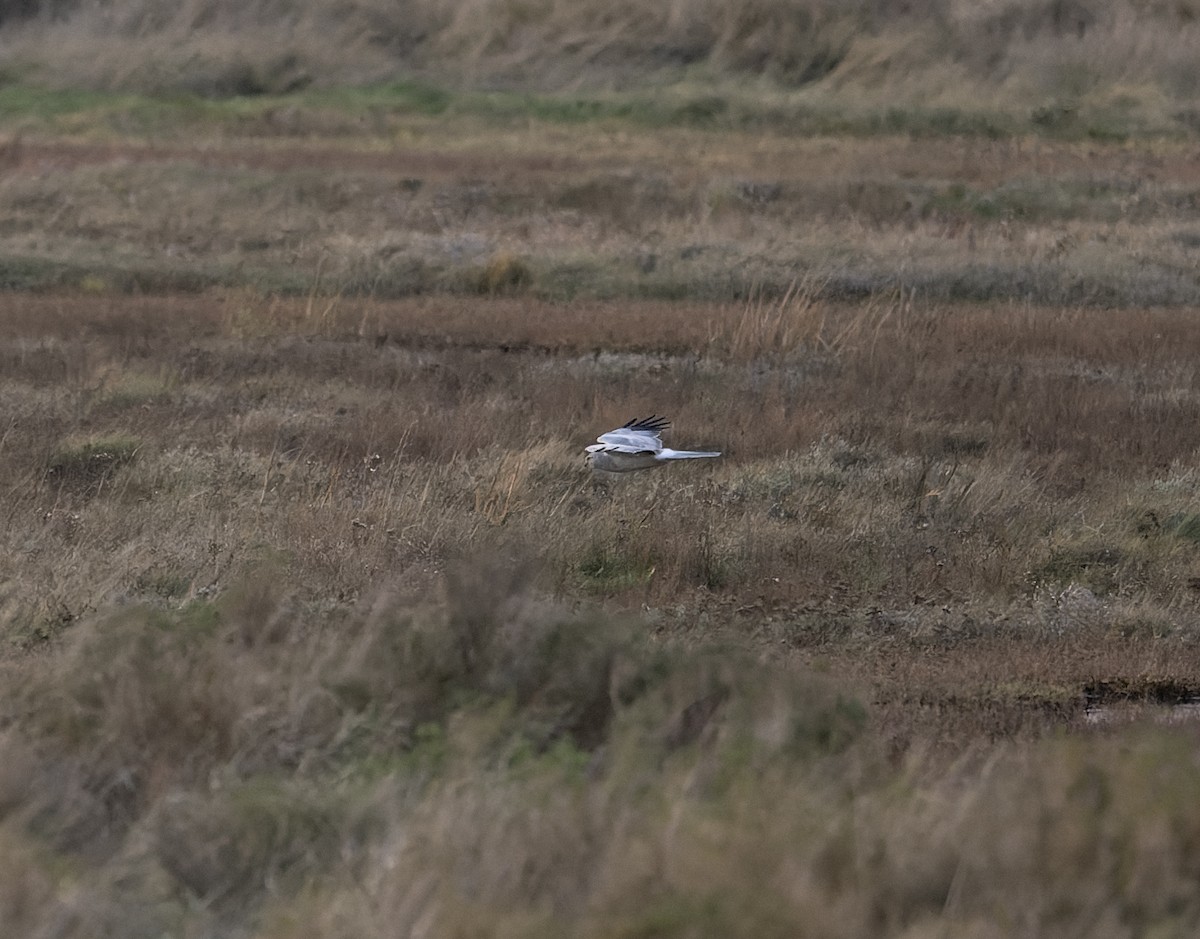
711, 278, 914, 364
711, 277, 824, 363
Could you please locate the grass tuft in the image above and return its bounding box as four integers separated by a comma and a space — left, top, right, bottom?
46, 435, 141, 489
478, 251, 532, 295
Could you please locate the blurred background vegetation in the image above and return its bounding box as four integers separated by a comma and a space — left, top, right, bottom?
2, 0, 1199, 137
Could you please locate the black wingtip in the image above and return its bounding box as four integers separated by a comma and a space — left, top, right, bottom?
622, 415, 671, 433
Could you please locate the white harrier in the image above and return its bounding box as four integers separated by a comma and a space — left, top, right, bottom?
585, 416, 721, 473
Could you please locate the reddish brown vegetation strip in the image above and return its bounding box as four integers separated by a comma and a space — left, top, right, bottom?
10, 136, 1200, 188
3, 138, 586, 180
10, 290, 1200, 364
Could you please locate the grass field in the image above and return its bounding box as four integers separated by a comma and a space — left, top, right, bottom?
4, 3, 1200, 936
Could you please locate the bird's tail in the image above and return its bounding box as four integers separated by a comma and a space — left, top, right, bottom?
656, 448, 721, 460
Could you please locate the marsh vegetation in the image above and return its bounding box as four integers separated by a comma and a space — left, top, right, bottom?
4, 2, 1200, 936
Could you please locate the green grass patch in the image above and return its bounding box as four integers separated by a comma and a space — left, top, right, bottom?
46, 435, 141, 488
1034, 544, 1123, 594
0, 84, 125, 121
1162, 512, 1200, 544
302, 79, 453, 116
2, 80, 1195, 142
131, 569, 193, 601
578, 543, 657, 592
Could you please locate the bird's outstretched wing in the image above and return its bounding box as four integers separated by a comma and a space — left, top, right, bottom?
594, 415, 670, 453
586, 415, 719, 472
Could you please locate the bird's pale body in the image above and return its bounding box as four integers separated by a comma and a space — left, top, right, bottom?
585, 416, 720, 473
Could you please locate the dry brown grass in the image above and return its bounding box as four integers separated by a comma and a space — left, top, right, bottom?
6, 0, 1200, 130
7, 290, 1200, 683
3, 47, 1200, 933
3, 566, 1200, 938
4, 131, 1199, 307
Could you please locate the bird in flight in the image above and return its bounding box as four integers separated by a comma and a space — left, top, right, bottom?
585, 416, 721, 473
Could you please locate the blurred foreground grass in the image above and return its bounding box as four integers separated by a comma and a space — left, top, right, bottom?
4, 563, 1200, 938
